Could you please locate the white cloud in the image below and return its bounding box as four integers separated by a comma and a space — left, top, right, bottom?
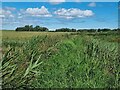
88, 2, 96, 7
75, 0, 81, 2
49, 0, 65, 4
25, 6, 52, 17
0, 9, 14, 18
4, 6, 16, 11
9, 14, 14, 17
54, 8, 94, 19
0, 15, 5, 18
18, 16, 23, 19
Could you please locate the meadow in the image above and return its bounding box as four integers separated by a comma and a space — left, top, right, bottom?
1, 30, 120, 89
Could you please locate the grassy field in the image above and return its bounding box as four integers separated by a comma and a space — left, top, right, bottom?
2, 31, 71, 40
1, 30, 120, 88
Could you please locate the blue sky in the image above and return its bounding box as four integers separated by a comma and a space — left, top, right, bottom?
1, 2, 118, 30
1, 0, 120, 2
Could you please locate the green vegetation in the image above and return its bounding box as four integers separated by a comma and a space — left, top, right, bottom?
15, 25, 120, 32
15, 25, 49, 32
1, 30, 120, 89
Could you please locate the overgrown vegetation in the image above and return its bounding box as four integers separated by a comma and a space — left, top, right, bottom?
1, 30, 120, 89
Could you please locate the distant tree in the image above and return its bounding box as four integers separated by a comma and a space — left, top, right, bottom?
103, 28, 111, 32
71, 29, 76, 32
15, 27, 24, 31
112, 28, 117, 31
77, 29, 88, 32
98, 28, 101, 32
15, 25, 49, 32
34, 26, 41, 31
41, 27, 49, 31
55, 28, 76, 32
29, 25, 33, 31
24, 25, 30, 31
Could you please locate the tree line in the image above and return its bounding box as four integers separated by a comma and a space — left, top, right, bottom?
15, 25, 119, 32
15, 25, 48, 32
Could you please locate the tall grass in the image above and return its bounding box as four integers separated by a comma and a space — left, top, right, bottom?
2, 32, 120, 88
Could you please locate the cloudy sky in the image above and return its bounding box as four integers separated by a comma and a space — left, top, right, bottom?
1, 1, 118, 30
1, 0, 120, 2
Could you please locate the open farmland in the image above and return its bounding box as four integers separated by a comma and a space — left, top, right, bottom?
1, 30, 120, 88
